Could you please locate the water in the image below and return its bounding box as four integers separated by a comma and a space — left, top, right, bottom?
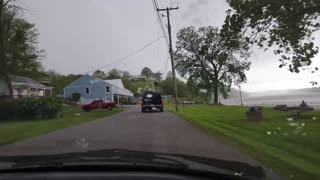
222, 92, 320, 109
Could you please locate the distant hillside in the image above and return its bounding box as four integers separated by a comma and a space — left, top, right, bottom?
250, 87, 320, 97
226, 88, 251, 99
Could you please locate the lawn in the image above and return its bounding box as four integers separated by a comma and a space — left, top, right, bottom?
166, 104, 320, 180
0, 105, 123, 145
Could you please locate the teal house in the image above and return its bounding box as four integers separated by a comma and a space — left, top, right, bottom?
64, 75, 133, 104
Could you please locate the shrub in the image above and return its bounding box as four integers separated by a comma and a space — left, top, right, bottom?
72, 93, 81, 102
0, 97, 63, 120
0, 100, 19, 120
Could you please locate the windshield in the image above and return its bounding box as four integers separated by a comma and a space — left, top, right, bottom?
0, 0, 319, 179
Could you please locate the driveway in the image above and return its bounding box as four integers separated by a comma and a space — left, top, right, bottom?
0, 105, 282, 179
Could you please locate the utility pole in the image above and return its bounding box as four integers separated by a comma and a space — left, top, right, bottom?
157, 6, 179, 111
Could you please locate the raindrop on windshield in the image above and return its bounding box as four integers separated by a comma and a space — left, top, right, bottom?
290, 174, 294, 178
287, 117, 293, 121
266, 131, 271, 135
289, 123, 299, 127
76, 137, 89, 149
312, 116, 317, 120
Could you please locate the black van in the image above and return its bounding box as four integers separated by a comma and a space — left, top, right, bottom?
141, 91, 164, 112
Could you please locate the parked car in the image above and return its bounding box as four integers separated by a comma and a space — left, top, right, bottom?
82, 100, 117, 112
141, 91, 164, 112
182, 101, 194, 105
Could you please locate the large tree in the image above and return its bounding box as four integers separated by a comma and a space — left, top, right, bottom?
174, 26, 251, 104
0, 1, 44, 99
225, 0, 320, 73
140, 67, 153, 79
106, 68, 122, 79
93, 70, 106, 79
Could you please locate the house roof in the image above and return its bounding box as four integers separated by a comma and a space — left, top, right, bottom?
104, 79, 124, 89
64, 75, 133, 97
9, 75, 53, 89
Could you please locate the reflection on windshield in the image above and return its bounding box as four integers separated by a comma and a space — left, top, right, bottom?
0, 0, 319, 179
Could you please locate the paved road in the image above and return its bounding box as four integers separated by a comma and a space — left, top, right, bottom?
0, 105, 282, 179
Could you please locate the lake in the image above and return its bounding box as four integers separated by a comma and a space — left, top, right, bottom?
221, 92, 320, 109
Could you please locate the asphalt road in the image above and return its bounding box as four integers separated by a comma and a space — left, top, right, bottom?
0, 105, 282, 179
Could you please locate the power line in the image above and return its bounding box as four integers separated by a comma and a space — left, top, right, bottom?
152, 0, 169, 47
84, 36, 164, 74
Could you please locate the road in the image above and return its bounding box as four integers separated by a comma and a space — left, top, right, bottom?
0, 105, 282, 179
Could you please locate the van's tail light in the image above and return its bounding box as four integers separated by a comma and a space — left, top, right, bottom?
140, 100, 143, 105
160, 98, 163, 104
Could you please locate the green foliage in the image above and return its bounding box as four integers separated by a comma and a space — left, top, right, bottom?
0, 97, 63, 120
106, 68, 122, 79
225, 0, 320, 73
174, 26, 251, 104
140, 67, 153, 79
119, 97, 127, 104
71, 93, 81, 102
50, 74, 82, 95
159, 77, 190, 98
0, 2, 45, 99
92, 70, 106, 79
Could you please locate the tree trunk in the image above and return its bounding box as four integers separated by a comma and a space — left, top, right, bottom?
213, 85, 219, 104
4, 74, 14, 100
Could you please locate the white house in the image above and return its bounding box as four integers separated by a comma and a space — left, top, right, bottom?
0, 75, 53, 98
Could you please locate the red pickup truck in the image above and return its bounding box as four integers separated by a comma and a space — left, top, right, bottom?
82, 100, 117, 112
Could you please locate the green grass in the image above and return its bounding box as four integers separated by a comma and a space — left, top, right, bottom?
0, 105, 123, 145
166, 104, 320, 180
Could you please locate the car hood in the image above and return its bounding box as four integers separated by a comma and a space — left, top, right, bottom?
0, 149, 265, 179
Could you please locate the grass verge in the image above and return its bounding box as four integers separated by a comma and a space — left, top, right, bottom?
166, 104, 320, 179
0, 105, 123, 145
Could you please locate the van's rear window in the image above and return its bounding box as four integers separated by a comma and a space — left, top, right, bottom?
146, 94, 153, 98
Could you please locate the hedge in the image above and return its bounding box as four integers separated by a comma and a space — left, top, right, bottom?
0, 97, 63, 120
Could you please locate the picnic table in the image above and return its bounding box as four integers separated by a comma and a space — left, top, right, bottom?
284, 107, 314, 117
273, 105, 314, 117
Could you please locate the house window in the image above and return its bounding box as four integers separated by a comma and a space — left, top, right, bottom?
105, 97, 110, 102
106, 86, 110, 93
85, 87, 90, 94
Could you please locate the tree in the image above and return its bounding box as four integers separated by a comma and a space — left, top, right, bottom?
0, 1, 44, 99
186, 77, 199, 99
106, 68, 122, 79
8, 18, 44, 77
152, 71, 162, 82
0, 0, 17, 99
160, 76, 189, 98
166, 71, 173, 79
140, 67, 153, 79
225, 0, 320, 73
174, 26, 251, 104
122, 71, 130, 78
50, 73, 82, 95
93, 70, 106, 79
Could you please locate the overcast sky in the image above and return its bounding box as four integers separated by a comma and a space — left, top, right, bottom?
22, 0, 320, 92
